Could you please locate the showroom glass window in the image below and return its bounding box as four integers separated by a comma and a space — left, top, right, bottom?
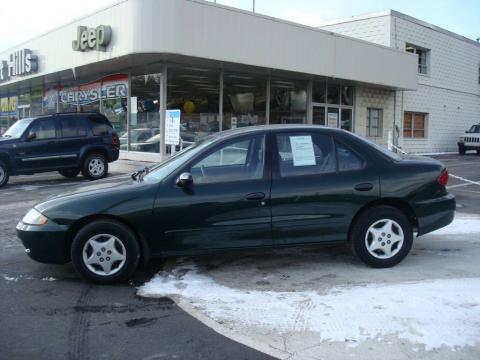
43, 88, 58, 115
223, 72, 266, 130
18, 92, 31, 119
312, 81, 354, 131
78, 80, 101, 113
101, 74, 128, 137
129, 73, 161, 153
59, 85, 79, 113
30, 86, 43, 116
270, 79, 307, 124
167, 66, 220, 147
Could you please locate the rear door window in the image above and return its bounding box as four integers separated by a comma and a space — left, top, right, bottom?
59, 116, 87, 138
335, 141, 365, 171
276, 133, 336, 177
88, 115, 111, 136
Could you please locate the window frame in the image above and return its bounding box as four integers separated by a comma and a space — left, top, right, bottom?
184, 133, 268, 186
366, 108, 383, 138
406, 43, 430, 75
403, 111, 428, 139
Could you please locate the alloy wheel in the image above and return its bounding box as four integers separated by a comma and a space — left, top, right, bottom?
88, 158, 105, 177
364, 219, 404, 259
82, 234, 127, 276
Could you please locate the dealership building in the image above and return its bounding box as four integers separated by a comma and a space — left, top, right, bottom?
2, 0, 475, 159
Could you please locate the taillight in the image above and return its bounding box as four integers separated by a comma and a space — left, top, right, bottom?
112, 133, 120, 150
437, 168, 449, 186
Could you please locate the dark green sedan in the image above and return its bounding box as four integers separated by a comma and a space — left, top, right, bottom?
17, 125, 455, 284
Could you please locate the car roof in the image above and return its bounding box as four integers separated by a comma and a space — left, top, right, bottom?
210, 124, 348, 141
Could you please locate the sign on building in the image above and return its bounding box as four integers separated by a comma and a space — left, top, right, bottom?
165, 110, 181, 146
72, 25, 112, 52
0, 49, 38, 84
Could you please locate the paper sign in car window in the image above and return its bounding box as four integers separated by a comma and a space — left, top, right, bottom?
289, 136, 316, 166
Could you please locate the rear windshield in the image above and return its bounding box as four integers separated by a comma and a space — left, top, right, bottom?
348, 132, 403, 161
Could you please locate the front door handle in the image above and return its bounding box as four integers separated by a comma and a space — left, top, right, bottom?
354, 183, 374, 192
245, 192, 266, 201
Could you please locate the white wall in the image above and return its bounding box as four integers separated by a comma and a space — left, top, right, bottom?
321, 12, 480, 153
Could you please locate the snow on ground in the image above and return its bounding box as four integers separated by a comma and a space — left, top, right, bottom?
139, 265, 480, 351
431, 212, 480, 235
138, 213, 480, 359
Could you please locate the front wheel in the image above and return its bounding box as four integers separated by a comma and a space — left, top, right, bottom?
350, 206, 413, 268
71, 220, 140, 284
82, 153, 108, 180
476, 149, 480, 155
458, 144, 466, 155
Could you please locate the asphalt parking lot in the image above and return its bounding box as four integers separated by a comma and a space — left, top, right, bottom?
1, 153, 479, 360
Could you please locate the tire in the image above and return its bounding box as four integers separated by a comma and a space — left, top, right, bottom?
350, 206, 413, 268
59, 169, 80, 178
476, 149, 480, 155
458, 145, 466, 155
71, 219, 140, 284
82, 153, 108, 180
0, 160, 10, 188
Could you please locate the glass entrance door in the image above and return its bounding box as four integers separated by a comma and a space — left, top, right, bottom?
312, 106, 325, 126
18, 105, 31, 119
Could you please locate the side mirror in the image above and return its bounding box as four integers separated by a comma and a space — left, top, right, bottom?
176, 172, 193, 188
27, 133, 36, 141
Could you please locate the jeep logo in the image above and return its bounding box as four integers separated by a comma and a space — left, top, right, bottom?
72, 25, 112, 52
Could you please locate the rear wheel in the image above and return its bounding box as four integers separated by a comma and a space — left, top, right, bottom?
350, 206, 413, 268
458, 144, 466, 155
82, 153, 108, 180
0, 160, 9, 188
59, 169, 80, 178
71, 220, 140, 284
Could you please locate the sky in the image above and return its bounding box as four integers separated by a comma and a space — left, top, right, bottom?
1, 0, 479, 52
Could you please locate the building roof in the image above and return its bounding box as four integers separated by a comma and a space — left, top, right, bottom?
319, 9, 480, 48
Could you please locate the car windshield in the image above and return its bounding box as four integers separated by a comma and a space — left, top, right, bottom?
467, 125, 480, 133
3, 118, 33, 139
144, 136, 215, 182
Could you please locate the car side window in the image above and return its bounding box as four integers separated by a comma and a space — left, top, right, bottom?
88, 116, 111, 136
276, 133, 336, 177
27, 119, 56, 140
59, 117, 87, 138
191, 135, 265, 185
335, 141, 365, 172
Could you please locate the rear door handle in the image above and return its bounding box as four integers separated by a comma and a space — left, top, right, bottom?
245, 192, 266, 201
354, 183, 374, 192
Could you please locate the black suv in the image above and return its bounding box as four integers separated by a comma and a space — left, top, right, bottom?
0, 112, 120, 187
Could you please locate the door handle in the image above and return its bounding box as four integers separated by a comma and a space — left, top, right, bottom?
245, 192, 266, 201
354, 183, 374, 192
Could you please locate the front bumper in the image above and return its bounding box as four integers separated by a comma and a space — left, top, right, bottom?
414, 193, 456, 236
16, 221, 70, 264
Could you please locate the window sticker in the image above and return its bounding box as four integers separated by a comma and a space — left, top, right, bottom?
289, 136, 316, 166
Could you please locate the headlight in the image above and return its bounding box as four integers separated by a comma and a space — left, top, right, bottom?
22, 208, 48, 226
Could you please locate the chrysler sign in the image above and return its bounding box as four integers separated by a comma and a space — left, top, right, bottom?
0, 49, 38, 83
72, 25, 112, 52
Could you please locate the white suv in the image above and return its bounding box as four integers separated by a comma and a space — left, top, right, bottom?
458, 124, 480, 155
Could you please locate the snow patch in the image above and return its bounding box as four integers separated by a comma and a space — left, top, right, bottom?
41, 277, 57, 282
1, 274, 19, 282
138, 265, 480, 351
431, 213, 480, 236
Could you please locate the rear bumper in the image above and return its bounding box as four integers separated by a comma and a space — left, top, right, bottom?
16, 221, 70, 264
414, 193, 456, 236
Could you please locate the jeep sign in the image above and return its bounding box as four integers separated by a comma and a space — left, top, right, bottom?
72, 25, 112, 52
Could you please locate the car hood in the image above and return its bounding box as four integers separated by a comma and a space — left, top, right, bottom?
34, 175, 158, 221
0, 136, 17, 144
